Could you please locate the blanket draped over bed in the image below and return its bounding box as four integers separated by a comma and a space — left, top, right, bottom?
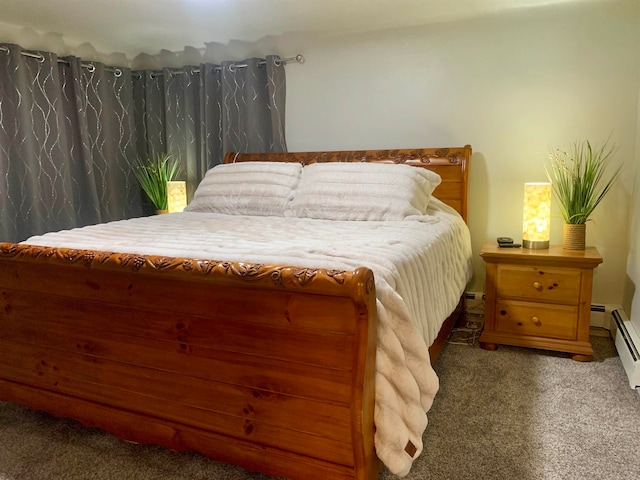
22, 199, 472, 476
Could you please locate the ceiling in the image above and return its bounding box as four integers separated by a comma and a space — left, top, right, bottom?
1, 0, 600, 58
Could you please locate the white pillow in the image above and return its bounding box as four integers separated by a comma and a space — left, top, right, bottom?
185, 161, 302, 216
286, 162, 441, 221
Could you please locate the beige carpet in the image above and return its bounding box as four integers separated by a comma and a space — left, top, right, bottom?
1, 335, 639, 479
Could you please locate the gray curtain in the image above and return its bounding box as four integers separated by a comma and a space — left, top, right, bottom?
0, 43, 142, 243
0, 46, 287, 241
133, 55, 287, 201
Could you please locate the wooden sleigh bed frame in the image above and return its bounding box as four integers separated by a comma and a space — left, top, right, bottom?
0, 145, 471, 480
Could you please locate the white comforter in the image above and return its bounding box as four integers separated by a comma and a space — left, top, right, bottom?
25, 198, 472, 477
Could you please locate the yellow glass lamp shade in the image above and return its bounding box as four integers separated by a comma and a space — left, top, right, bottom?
167, 181, 187, 213
522, 182, 551, 249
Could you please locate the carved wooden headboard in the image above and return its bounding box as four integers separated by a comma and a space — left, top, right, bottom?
224, 146, 472, 223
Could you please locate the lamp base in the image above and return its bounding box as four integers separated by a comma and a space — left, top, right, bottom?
522, 239, 549, 250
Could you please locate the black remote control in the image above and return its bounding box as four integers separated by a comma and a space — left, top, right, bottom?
497, 237, 521, 248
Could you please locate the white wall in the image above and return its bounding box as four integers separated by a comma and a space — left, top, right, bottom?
1, 0, 639, 307
281, 0, 640, 305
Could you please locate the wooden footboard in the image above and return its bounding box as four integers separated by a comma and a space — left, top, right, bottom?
0, 244, 379, 480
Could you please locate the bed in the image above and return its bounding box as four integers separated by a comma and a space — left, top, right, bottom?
0, 146, 472, 480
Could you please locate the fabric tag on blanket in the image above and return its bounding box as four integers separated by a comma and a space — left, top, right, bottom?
404, 440, 417, 458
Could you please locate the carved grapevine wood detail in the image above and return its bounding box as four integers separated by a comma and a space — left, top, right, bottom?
0, 243, 365, 291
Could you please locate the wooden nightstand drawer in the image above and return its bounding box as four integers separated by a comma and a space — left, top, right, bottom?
479, 244, 602, 361
496, 265, 581, 304
495, 300, 578, 340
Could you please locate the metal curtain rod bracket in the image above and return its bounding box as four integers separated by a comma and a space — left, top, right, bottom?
275, 54, 305, 65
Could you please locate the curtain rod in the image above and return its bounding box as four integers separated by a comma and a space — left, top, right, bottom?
144, 54, 305, 78
0, 46, 304, 79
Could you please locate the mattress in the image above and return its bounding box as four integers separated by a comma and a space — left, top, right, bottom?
24, 197, 473, 476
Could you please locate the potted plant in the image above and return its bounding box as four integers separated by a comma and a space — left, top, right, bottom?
134, 153, 180, 214
546, 139, 621, 250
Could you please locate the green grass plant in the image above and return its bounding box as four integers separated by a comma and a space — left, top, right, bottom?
546, 139, 621, 225
134, 153, 180, 211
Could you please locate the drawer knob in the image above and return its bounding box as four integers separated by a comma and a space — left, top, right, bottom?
532, 281, 542, 290
531, 316, 541, 326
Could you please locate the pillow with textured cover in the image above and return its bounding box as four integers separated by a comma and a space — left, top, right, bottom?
286, 162, 441, 221
185, 161, 302, 216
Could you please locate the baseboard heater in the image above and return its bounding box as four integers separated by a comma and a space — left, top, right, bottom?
612, 309, 640, 389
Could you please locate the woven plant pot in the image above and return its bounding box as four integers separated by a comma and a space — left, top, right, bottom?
563, 223, 586, 250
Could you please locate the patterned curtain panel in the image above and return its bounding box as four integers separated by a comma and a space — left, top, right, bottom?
133, 55, 287, 201
220, 56, 287, 155
1, 45, 287, 241
133, 67, 212, 205
0, 44, 142, 243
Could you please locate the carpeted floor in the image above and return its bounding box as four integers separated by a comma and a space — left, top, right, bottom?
383, 334, 640, 480
1, 334, 639, 479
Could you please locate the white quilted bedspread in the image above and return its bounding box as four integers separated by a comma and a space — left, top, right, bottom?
25, 198, 472, 477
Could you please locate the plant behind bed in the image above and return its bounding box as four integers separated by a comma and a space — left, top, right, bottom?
135, 153, 180, 213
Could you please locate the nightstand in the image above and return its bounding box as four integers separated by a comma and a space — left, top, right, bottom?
479, 244, 603, 361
